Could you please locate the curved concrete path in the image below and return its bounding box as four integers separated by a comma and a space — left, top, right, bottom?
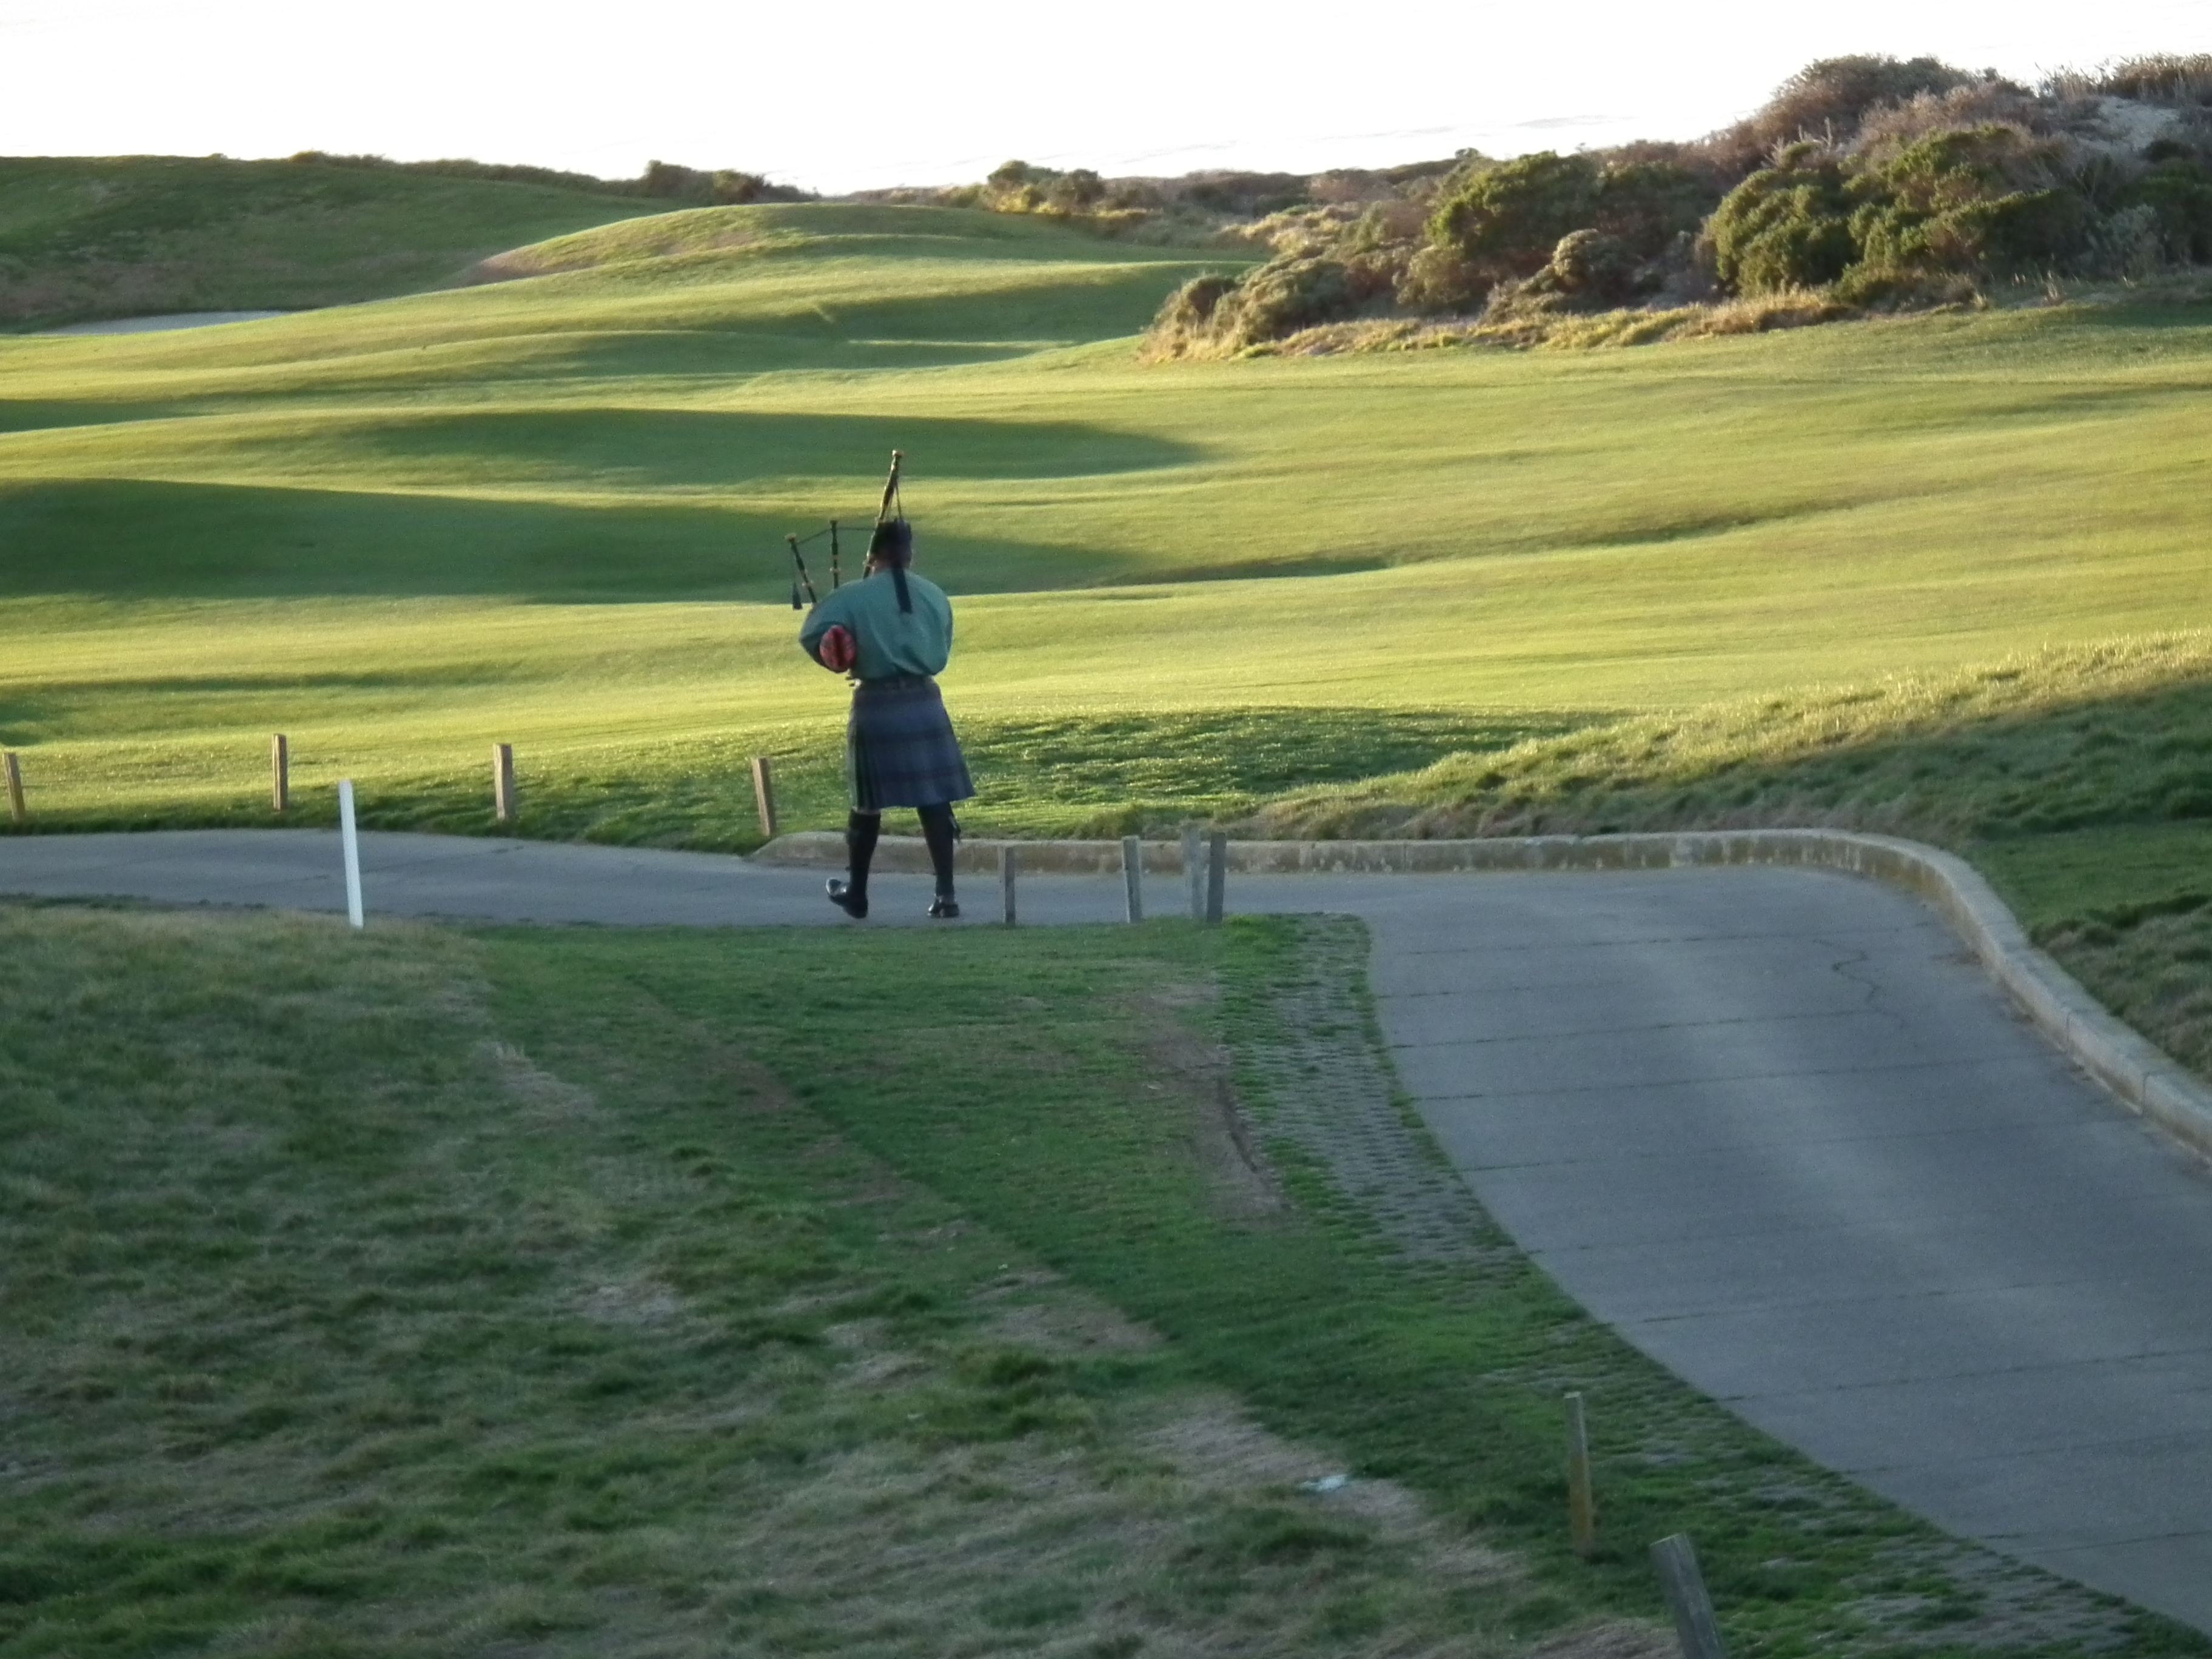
7, 830, 2212, 1630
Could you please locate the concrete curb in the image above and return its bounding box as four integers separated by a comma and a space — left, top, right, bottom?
754, 826, 2212, 1160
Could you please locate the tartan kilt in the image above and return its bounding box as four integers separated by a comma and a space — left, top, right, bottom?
846, 674, 974, 811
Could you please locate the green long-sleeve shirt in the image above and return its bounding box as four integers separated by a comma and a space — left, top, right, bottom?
798, 568, 955, 680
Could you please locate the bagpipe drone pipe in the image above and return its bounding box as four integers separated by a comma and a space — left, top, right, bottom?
785, 450, 905, 675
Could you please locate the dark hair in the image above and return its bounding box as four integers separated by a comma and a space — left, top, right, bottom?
868, 520, 914, 611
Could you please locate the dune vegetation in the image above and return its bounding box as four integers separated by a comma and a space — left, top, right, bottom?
1144, 53, 2212, 357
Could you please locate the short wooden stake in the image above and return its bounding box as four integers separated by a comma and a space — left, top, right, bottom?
1650, 1534, 1727, 1659
1204, 830, 1227, 925
2, 750, 24, 825
1121, 835, 1144, 923
338, 779, 365, 930
1566, 1392, 1596, 1557
492, 742, 517, 823
750, 755, 778, 839
1000, 844, 1019, 927
1182, 824, 1204, 920
270, 734, 289, 813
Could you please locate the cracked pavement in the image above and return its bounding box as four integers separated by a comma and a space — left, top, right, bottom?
7, 831, 2212, 1630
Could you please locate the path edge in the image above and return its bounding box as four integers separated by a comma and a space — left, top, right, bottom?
756, 826, 2212, 1159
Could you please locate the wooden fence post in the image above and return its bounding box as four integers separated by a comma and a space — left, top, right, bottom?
1650, 1535, 1728, 1659
750, 756, 778, 839
1182, 824, 1204, 920
1566, 1392, 1596, 1557
1205, 831, 1227, 925
1000, 844, 1018, 927
3, 751, 24, 825
270, 734, 289, 813
1121, 835, 1144, 923
492, 743, 517, 824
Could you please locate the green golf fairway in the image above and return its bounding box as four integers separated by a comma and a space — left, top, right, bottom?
3, 201, 2210, 844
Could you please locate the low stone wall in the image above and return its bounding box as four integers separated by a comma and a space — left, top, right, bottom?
754, 826, 2212, 1161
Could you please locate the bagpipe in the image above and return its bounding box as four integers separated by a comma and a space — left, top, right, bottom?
786, 451, 906, 674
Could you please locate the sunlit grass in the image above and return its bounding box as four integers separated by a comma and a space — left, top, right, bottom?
5, 201, 2212, 1051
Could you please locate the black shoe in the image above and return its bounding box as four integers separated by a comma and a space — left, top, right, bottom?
828, 879, 868, 919
927, 895, 959, 920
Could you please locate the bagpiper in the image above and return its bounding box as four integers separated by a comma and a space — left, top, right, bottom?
796, 455, 974, 919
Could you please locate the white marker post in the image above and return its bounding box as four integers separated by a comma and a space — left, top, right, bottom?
338, 779, 365, 930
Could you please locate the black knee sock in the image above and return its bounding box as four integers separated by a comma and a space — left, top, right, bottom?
918, 803, 957, 899
846, 811, 880, 896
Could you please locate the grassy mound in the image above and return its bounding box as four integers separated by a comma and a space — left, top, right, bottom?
0, 155, 672, 329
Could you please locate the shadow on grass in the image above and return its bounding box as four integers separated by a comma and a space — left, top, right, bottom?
312, 406, 1201, 489
0, 399, 189, 435
0, 421, 1193, 603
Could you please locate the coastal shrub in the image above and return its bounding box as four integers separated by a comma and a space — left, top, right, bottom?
1852, 83, 2056, 156
1427, 152, 1601, 277
1181, 172, 1313, 218
1829, 263, 1980, 310
1228, 255, 1372, 337
1544, 230, 1641, 302
1393, 243, 1489, 312
1709, 55, 1982, 173
1849, 126, 2091, 276
2128, 156, 2212, 261
2081, 204, 2168, 279
1708, 144, 1858, 293
1141, 256, 1376, 358
1594, 161, 1719, 257
1141, 272, 1241, 358
2051, 55, 2212, 105
639, 161, 803, 205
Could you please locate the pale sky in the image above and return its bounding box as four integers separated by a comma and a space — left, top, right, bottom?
3, 1, 2207, 193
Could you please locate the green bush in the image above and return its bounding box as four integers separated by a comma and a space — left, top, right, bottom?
1230, 255, 1367, 335
638, 161, 805, 206
1545, 230, 1640, 302
1849, 126, 2089, 276
1708, 144, 1858, 293
1393, 243, 1489, 313
1594, 161, 1719, 257
1427, 152, 1601, 277
1142, 257, 1374, 357
2128, 158, 2212, 262
1829, 263, 1980, 310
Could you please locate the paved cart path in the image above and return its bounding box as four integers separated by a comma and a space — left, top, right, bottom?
8, 830, 2212, 1630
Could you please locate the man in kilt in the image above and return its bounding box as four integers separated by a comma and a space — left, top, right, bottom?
799, 520, 974, 919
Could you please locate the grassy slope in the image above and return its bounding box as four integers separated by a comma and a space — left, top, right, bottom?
5, 899, 2182, 1657
1, 208, 2208, 837
0, 155, 669, 328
